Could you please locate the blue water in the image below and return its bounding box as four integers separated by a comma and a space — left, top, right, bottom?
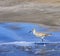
0, 22, 60, 56
0, 43, 60, 56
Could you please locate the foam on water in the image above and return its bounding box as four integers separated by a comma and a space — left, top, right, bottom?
0, 41, 35, 46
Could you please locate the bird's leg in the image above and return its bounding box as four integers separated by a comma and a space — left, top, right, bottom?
42, 39, 44, 42
41, 39, 46, 46
41, 37, 46, 46
41, 36, 44, 42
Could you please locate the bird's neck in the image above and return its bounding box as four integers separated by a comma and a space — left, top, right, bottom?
33, 29, 36, 34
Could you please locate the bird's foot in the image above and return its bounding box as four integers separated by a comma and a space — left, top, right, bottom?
43, 44, 46, 47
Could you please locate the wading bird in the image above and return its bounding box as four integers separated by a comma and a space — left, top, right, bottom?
32, 28, 52, 42
33, 29, 52, 42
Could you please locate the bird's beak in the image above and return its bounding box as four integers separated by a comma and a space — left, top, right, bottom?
28, 30, 32, 33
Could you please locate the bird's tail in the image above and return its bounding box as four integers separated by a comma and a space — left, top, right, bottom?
47, 34, 52, 36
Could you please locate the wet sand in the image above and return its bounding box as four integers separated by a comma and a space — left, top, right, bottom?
0, 0, 60, 31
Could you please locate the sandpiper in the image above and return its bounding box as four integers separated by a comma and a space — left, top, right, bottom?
32, 28, 52, 42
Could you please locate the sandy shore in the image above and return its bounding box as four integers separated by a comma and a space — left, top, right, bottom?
0, 0, 60, 31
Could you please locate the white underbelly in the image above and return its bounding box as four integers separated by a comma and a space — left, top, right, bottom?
34, 34, 45, 39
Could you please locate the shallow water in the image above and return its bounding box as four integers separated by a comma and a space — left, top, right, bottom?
0, 0, 60, 56
0, 42, 60, 56
0, 22, 60, 43
0, 22, 60, 56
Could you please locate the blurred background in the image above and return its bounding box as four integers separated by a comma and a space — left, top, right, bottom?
0, 0, 60, 31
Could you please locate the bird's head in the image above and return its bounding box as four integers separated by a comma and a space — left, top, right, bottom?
28, 28, 36, 33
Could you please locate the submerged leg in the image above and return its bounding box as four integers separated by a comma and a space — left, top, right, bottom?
41, 37, 46, 46
42, 39, 44, 42
41, 36, 45, 42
